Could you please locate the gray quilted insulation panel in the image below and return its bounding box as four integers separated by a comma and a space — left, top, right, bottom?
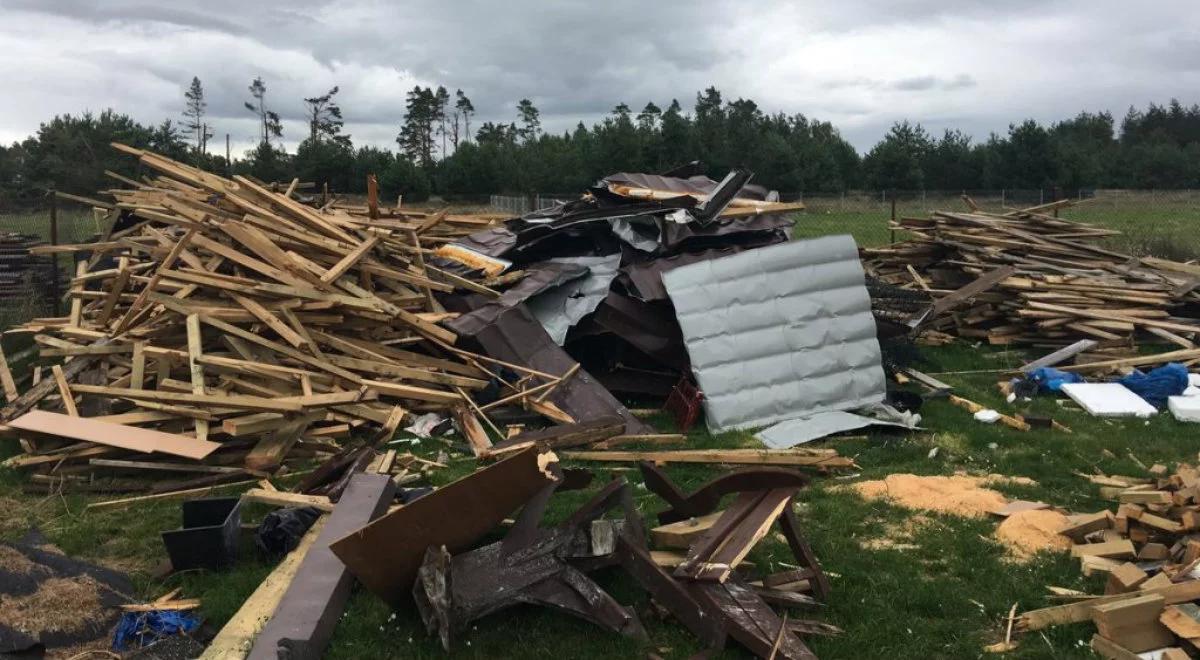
661, 235, 885, 432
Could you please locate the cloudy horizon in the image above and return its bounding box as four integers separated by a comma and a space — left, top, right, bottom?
1, 0, 1197, 156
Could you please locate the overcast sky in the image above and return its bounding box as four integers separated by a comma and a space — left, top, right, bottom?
1, 0, 1197, 155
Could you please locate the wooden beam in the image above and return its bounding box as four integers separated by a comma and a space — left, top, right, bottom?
185, 314, 209, 442
0, 344, 18, 403
51, 365, 79, 417
561, 449, 855, 468
198, 517, 327, 660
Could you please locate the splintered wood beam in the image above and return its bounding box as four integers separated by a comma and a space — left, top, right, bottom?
97, 256, 132, 327
452, 406, 492, 457
70, 384, 306, 413
68, 260, 87, 327
51, 365, 79, 417
364, 379, 462, 405
130, 341, 146, 390
321, 234, 382, 284
185, 314, 209, 442
228, 292, 306, 348
0, 345, 18, 403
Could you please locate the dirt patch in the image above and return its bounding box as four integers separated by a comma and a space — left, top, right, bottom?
860, 514, 933, 551
849, 474, 1010, 518
1, 575, 105, 636
994, 509, 1072, 561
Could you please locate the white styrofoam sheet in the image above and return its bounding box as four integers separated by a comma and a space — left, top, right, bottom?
1061, 382, 1157, 417
1170, 395, 1200, 422
662, 234, 885, 432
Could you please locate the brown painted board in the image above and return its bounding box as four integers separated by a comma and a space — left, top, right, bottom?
248, 473, 395, 660
329, 446, 555, 604
8, 409, 219, 460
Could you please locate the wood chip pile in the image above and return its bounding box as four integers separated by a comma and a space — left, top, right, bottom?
1016, 467, 1200, 657
0, 142, 585, 494
861, 200, 1200, 371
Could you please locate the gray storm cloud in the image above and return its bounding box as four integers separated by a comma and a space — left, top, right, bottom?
0, 0, 1197, 152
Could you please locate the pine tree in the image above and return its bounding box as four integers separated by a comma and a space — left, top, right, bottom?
434, 86, 450, 160
244, 77, 282, 146
516, 99, 540, 144
398, 86, 436, 167
303, 86, 348, 147
453, 89, 474, 150
182, 77, 212, 153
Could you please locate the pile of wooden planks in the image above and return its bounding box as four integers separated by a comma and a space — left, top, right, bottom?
862, 200, 1200, 371
0, 142, 585, 494
1017, 466, 1200, 657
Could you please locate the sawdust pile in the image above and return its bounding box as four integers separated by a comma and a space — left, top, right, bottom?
850, 474, 1010, 518
994, 509, 1072, 560
0, 575, 105, 636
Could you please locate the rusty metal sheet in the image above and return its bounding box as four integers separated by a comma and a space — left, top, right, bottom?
248, 472, 395, 660
329, 447, 556, 604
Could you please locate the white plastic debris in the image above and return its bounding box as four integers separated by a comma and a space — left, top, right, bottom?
1169, 395, 1200, 422
404, 412, 446, 438
974, 409, 1001, 424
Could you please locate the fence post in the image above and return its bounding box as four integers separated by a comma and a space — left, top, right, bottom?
889, 191, 896, 245
49, 189, 60, 317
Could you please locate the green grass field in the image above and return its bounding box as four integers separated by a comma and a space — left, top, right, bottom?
2, 341, 1196, 659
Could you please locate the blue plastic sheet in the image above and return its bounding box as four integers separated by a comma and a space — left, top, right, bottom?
1119, 362, 1189, 408
112, 609, 200, 651
1027, 367, 1085, 393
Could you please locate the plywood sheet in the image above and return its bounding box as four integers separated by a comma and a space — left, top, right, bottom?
8, 410, 220, 460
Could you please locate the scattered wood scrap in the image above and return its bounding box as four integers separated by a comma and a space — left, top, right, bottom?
861, 202, 1200, 371
1016, 463, 1200, 653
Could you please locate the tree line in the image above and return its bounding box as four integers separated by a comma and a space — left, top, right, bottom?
2, 76, 1200, 208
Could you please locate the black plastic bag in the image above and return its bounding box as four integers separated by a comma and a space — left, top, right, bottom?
255, 506, 322, 558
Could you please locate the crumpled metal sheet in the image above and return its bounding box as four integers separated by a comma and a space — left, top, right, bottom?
621, 246, 775, 302
591, 292, 689, 369
662, 235, 886, 432
604, 172, 771, 201
755, 411, 915, 448
608, 217, 660, 252
659, 212, 791, 252
443, 262, 590, 336
527, 254, 622, 345
449, 301, 653, 435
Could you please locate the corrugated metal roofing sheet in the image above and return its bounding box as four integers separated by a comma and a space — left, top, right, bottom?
661, 235, 885, 432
